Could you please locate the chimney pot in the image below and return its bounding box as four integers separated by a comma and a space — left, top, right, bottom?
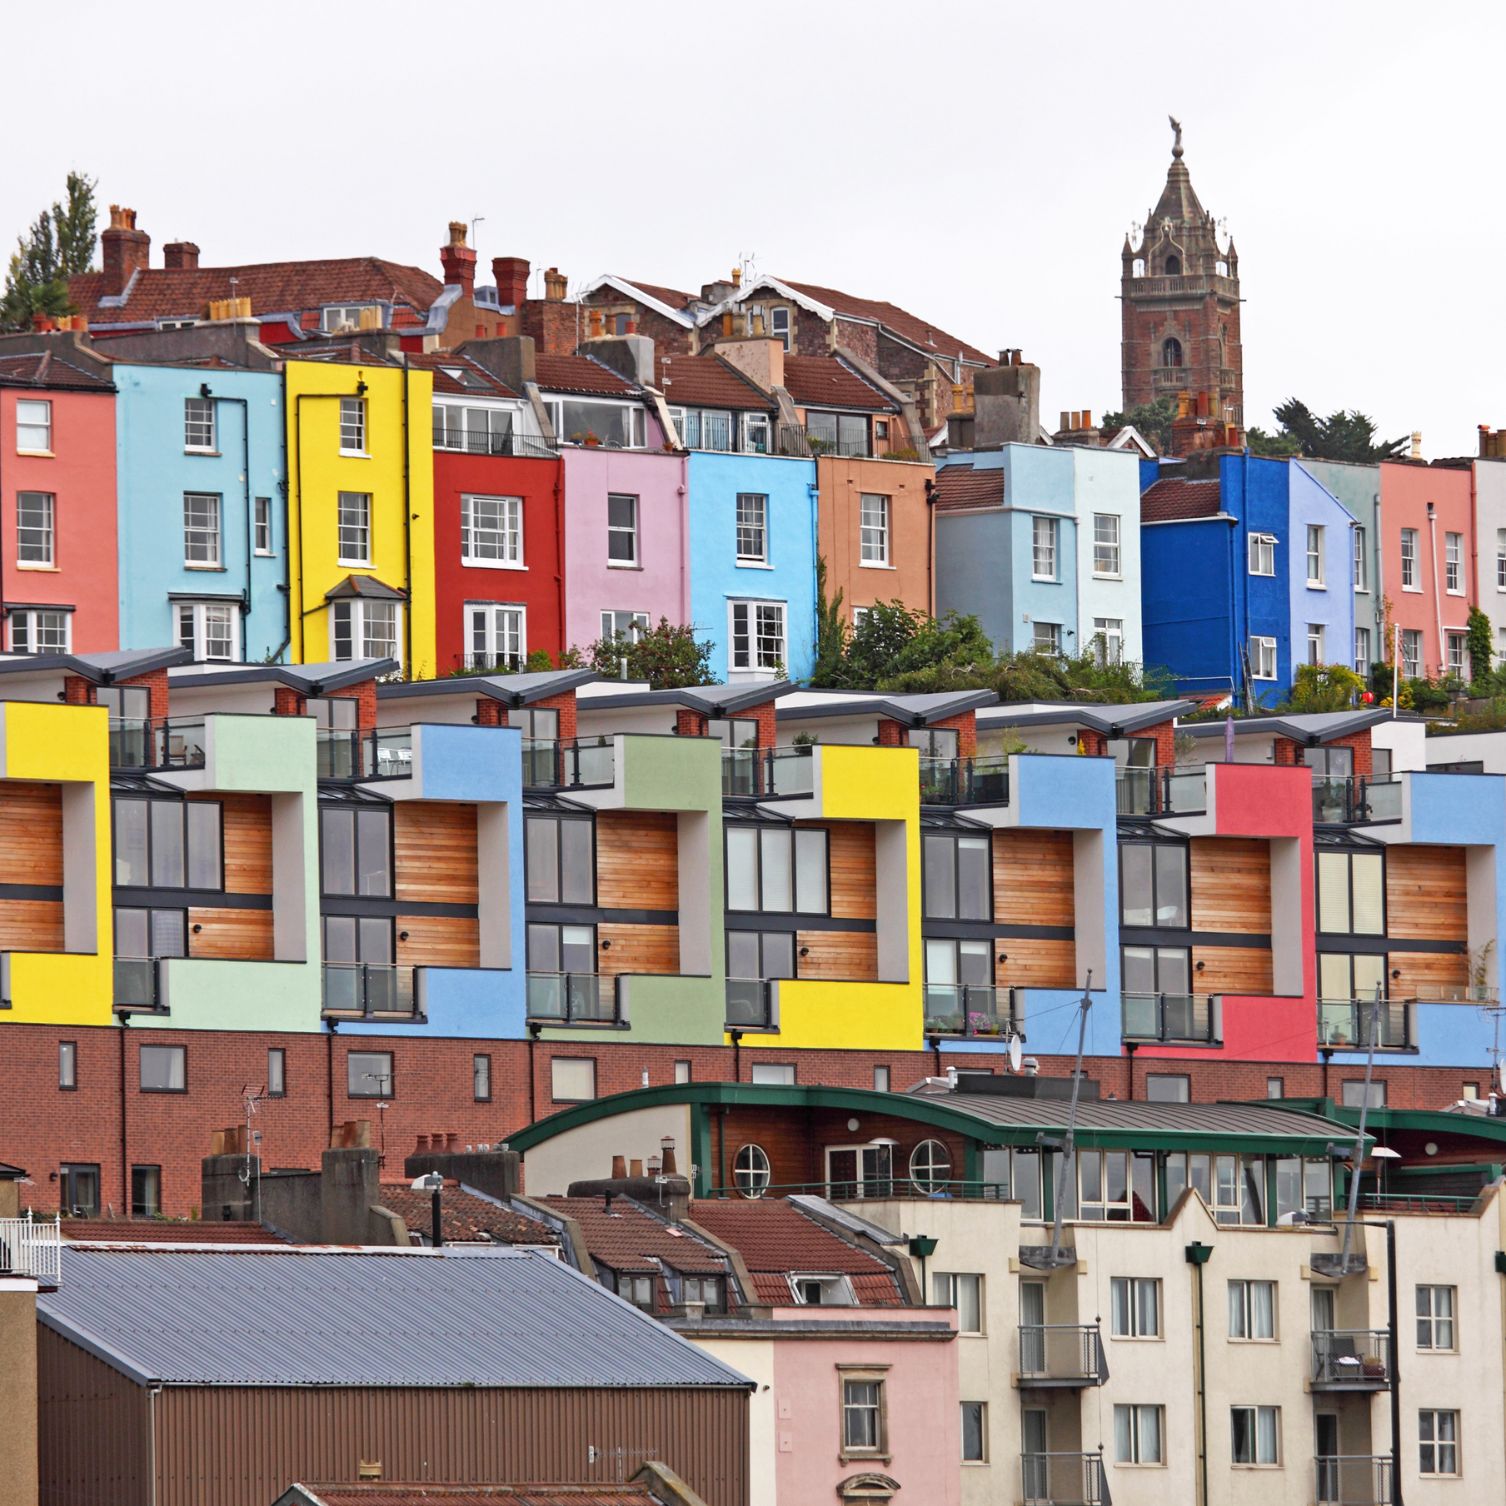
731, 266, 742, 288
439, 221, 476, 297
492, 256, 529, 309
587, 308, 604, 339
1059, 411, 1070, 432
544, 267, 568, 302
611, 1155, 627, 1179
1083, 409, 1092, 429
629, 1158, 644, 1177
446, 1132, 459, 1150
722, 311, 734, 338
101, 203, 150, 297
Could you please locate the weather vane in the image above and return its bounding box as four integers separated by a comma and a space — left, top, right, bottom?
1169, 114, 1183, 159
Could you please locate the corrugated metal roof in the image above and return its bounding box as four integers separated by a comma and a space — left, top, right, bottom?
38, 1247, 751, 1390
283, 1487, 659, 1506
935, 1091, 1344, 1139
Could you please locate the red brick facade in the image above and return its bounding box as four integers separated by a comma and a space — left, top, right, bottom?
1275, 731, 1373, 779
674, 701, 777, 749
877, 712, 977, 756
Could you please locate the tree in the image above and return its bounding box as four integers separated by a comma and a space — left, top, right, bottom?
1099, 397, 1176, 454
1466, 606, 1493, 688
0, 171, 99, 331
1245, 426, 1301, 458
584, 617, 715, 689
1254, 398, 1409, 463
1284, 662, 1365, 713
810, 556, 849, 687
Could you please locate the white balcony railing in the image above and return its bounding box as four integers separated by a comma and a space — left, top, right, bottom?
0, 1212, 62, 1284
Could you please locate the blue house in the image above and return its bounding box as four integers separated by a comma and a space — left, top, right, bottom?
114, 362, 287, 663
1140, 454, 1355, 705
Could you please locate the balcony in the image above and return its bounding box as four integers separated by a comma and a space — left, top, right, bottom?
1316, 1455, 1393, 1505
526, 970, 625, 1027
918, 755, 1011, 806
1125, 271, 1239, 300
720, 745, 814, 799
1318, 1000, 1411, 1051
1017, 1324, 1109, 1388
0, 1212, 62, 1285
368, 727, 414, 779
432, 425, 555, 458
1313, 777, 1403, 825
519, 737, 616, 791
321, 963, 421, 1021
109, 716, 207, 771
1021, 1451, 1111, 1506
1311, 1330, 1392, 1389
924, 983, 1019, 1040
113, 956, 165, 1015
806, 434, 870, 458
1121, 992, 1221, 1046
725, 977, 776, 1031
1115, 766, 1206, 817
317, 728, 419, 781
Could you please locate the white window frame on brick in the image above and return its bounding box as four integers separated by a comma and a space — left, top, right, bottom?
1248, 533, 1277, 576
1354, 626, 1371, 675
729, 599, 786, 673
331, 599, 400, 663
15, 398, 52, 452
337, 491, 372, 566
1353, 526, 1368, 591
1400, 528, 1419, 590
607, 493, 639, 566
460, 494, 523, 568
16, 491, 54, 566
1093, 513, 1121, 577
1445, 531, 1464, 594
736, 493, 768, 564
254, 496, 274, 555
1251, 636, 1277, 681
600, 609, 649, 642
8, 607, 71, 654
339, 397, 367, 455
175, 599, 240, 662
1032, 515, 1058, 580
860, 494, 891, 566
183, 492, 222, 567
1306, 524, 1325, 586
465, 602, 526, 670
183, 396, 216, 452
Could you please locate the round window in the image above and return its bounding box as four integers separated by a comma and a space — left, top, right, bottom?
909, 1138, 952, 1194
734, 1143, 771, 1199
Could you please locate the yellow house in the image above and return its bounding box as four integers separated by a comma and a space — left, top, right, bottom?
284, 357, 437, 676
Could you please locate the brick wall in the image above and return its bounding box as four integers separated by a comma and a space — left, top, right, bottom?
877, 712, 976, 757
62, 676, 95, 706
120, 669, 170, 721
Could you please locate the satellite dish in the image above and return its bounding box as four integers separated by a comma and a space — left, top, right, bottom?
1008, 1035, 1024, 1074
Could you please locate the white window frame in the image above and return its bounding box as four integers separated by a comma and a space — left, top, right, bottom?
460, 493, 524, 568
1093, 617, 1124, 666
932, 1271, 984, 1334
742, 412, 771, 454
769, 305, 791, 351
320, 304, 382, 333
330, 599, 400, 663
1032, 515, 1058, 581
1445, 531, 1463, 594
860, 494, 891, 566
1228, 1279, 1278, 1341
183, 396, 216, 453
16, 490, 55, 567
1447, 632, 1467, 678
1401, 629, 1422, 680
1250, 636, 1277, 681
183, 492, 222, 567
960, 1399, 987, 1464
1093, 513, 1121, 577
1248, 533, 1277, 576
15, 398, 52, 452
1113, 1403, 1165, 1466
600, 609, 649, 642
1353, 526, 1368, 591
1307, 623, 1324, 666
1230, 1404, 1281, 1466
465, 602, 526, 670
7, 607, 71, 654
1416, 1285, 1457, 1351
174, 600, 241, 662
546, 398, 647, 450
1497, 528, 1506, 591
337, 491, 372, 567
1306, 524, 1325, 586
1110, 1276, 1161, 1339
607, 492, 639, 567
339, 397, 367, 456
852, 605, 872, 629
432, 401, 517, 455
729, 599, 787, 673
1354, 626, 1371, 675
254, 496, 274, 555
1033, 621, 1062, 656
1400, 528, 1419, 590
1418, 1409, 1459, 1476
736, 493, 768, 565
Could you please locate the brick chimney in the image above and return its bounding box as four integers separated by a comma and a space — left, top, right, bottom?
972, 350, 1041, 447
102, 205, 150, 296
543, 267, 568, 302
162, 241, 200, 271
439, 221, 476, 296
493, 256, 529, 309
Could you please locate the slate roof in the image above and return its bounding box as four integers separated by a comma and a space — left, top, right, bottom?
38, 1246, 751, 1389
780, 354, 894, 412
405, 351, 519, 399
656, 354, 774, 411
168, 658, 398, 693
777, 278, 993, 365
976, 699, 1196, 735
325, 574, 408, 601
0, 647, 190, 682
0, 351, 114, 391
1181, 709, 1397, 744
379, 1182, 558, 1247
932, 466, 1004, 511
280, 1487, 660, 1506
380, 668, 598, 706
1141, 477, 1223, 522
580, 681, 793, 716
532, 353, 639, 397
542, 1197, 728, 1276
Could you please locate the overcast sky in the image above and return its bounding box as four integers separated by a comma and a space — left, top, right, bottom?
6, 0, 1502, 457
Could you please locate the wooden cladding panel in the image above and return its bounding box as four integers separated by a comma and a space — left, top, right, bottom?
1190, 838, 1271, 934
596, 811, 679, 911
596, 922, 679, 976
190, 793, 273, 894
187, 907, 274, 961
0, 783, 62, 886
795, 929, 878, 982
0, 899, 63, 952
807, 822, 876, 920
1386, 846, 1468, 942
1389, 950, 1468, 1000
998, 937, 1077, 990
397, 914, 480, 969
394, 802, 478, 905
1192, 944, 1273, 996
993, 829, 1074, 927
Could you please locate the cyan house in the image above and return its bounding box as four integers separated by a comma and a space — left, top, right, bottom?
114, 362, 286, 663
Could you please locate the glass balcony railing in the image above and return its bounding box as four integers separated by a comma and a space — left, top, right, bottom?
1311, 1330, 1392, 1388
1115, 765, 1206, 816
321, 963, 419, 1020
720, 745, 815, 799
1313, 777, 1403, 824
1121, 992, 1220, 1045
1018, 1323, 1109, 1387
924, 983, 1017, 1039
317, 728, 364, 780
1318, 999, 1410, 1051
526, 971, 622, 1025
113, 956, 163, 1012
1315, 1456, 1393, 1506
109, 717, 207, 771
1021, 1452, 1110, 1506
918, 755, 1011, 806
725, 977, 775, 1030
368, 727, 414, 778
558, 737, 616, 789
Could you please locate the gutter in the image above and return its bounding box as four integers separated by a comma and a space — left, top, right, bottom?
200, 387, 253, 633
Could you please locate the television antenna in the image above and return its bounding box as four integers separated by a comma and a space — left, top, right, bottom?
1026, 970, 1093, 1269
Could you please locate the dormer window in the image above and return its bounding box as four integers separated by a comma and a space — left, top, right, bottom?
769, 306, 791, 350
321, 303, 382, 333
546, 398, 645, 450
791, 1274, 856, 1306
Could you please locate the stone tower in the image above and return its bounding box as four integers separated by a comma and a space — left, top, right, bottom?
1121, 120, 1243, 448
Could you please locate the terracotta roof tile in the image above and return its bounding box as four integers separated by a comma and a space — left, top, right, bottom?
532, 352, 639, 397
378, 1183, 557, 1246
63, 1219, 284, 1245
779, 278, 993, 366
543, 1196, 728, 1275
780, 354, 894, 413
932, 466, 1004, 511
0, 351, 114, 391
620, 278, 696, 312
1140, 477, 1223, 522
656, 354, 774, 412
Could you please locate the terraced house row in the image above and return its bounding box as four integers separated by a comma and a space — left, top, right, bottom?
0, 651, 1502, 1215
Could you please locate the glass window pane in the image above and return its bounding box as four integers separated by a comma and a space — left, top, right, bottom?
762, 931, 795, 979
115, 800, 149, 887
115, 907, 148, 957
355, 809, 391, 897
323, 915, 356, 963
149, 802, 185, 887
925, 834, 957, 919
926, 938, 958, 985
358, 916, 392, 963
527, 923, 560, 972
150, 909, 186, 957
1351, 853, 1384, 934
1121, 945, 1157, 994
794, 829, 827, 914
728, 931, 760, 978
1317, 851, 1351, 933
958, 837, 990, 920
1154, 845, 1187, 926
321, 809, 355, 895
186, 802, 221, 889
958, 940, 992, 986
759, 828, 792, 911
1156, 947, 1190, 994
560, 925, 595, 973
1120, 845, 1153, 926
525, 816, 559, 902
560, 818, 594, 904
726, 828, 759, 911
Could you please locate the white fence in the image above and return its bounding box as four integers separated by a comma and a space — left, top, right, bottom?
0, 1213, 62, 1284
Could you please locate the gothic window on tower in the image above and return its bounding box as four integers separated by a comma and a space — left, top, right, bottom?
1164, 256, 1180, 276
1162, 338, 1183, 368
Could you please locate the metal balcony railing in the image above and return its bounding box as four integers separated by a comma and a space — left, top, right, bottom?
432, 424, 555, 458
321, 963, 420, 1020
114, 956, 165, 1014
1313, 776, 1403, 824
526, 971, 623, 1026
725, 977, 775, 1030
109, 717, 207, 770
0, 1212, 62, 1284
918, 755, 1011, 806
1121, 992, 1220, 1046
1318, 1000, 1410, 1051
806, 433, 871, 458
721, 745, 814, 799
316, 728, 364, 780
1018, 1324, 1109, 1387
368, 727, 414, 779
1316, 1455, 1394, 1505
1115, 765, 1206, 816
924, 984, 1019, 1040
1021, 1451, 1111, 1506
318, 728, 418, 781
1311, 1330, 1392, 1388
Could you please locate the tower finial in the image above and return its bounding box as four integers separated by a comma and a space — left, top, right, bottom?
1169, 115, 1184, 160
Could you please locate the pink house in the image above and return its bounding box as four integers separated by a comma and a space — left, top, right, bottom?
1379, 461, 1474, 680
0, 344, 119, 654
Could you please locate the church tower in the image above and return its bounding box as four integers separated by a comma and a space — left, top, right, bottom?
1121, 120, 1243, 449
